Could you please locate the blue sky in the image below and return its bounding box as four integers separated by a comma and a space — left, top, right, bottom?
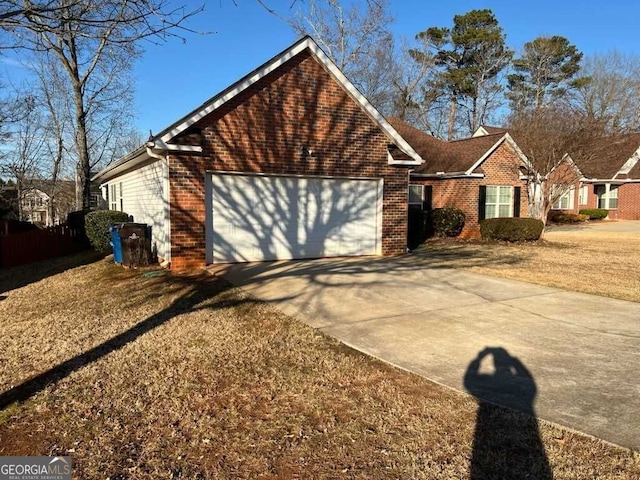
132, 0, 640, 136
5, 1, 640, 137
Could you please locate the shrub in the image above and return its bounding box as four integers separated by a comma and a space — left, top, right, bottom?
85, 210, 130, 252
548, 211, 589, 223
579, 208, 609, 220
480, 217, 544, 242
430, 207, 465, 237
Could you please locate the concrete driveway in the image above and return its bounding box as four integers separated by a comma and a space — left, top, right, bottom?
215, 254, 640, 450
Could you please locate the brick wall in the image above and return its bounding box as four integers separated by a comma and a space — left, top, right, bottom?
168, 51, 410, 270
412, 142, 528, 238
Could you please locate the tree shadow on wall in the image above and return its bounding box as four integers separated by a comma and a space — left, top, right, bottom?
464, 347, 553, 480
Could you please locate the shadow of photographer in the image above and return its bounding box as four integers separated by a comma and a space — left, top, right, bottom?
464, 347, 553, 479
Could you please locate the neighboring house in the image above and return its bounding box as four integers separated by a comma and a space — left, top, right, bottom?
21, 180, 77, 226
92, 37, 423, 269
388, 118, 530, 238
551, 134, 640, 220
475, 126, 640, 220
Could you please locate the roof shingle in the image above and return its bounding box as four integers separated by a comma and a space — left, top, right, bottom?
387, 117, 506, 174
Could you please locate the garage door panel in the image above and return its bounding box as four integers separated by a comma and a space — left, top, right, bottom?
208, 173, 382, 263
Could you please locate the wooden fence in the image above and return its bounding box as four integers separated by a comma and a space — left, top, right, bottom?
0, 222, 87, 268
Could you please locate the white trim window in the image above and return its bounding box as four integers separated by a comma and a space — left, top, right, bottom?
578, 185, 589, 206
110, 182, 123, 211
110, 184, 117, 210
485, 185, 513, 219
408, 184, 424, 206
596, 184, 618, 209
553, 186, 575, 210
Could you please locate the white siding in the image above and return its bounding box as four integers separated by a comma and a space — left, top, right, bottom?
109, 160, 170, 261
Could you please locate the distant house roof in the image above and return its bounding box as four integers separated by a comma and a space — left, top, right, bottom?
571, 133, 640, 180
474, 124, 640, 181
24, 180, 75, 198
387, 117, 523, 175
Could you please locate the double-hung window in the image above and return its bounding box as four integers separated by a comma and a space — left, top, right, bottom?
408, 184, 424, 207
485, 186, 513, 219
552, 186, 575, 210
109, 183, 123, 211
596, 184, 618, 209
578, 185, 589, 206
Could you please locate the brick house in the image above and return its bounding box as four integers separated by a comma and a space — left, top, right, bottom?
92, 37, 423, 270
388, 118, 529, 238
548, 134, 640, 220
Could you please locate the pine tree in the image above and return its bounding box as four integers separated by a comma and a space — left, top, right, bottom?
414, 9, 512, 138
507, 36, 584, 112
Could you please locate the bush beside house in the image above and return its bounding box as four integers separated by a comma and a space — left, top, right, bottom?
85, 210, 130, 252
548, 212, 589, 223
480, 218, 544, 242
579, 208, 609, 220
430, 207, 466, 238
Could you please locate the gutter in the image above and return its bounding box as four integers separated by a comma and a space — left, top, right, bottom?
91, 140, 203, 183
581, 178, 640, 184
410, 171, 485, 179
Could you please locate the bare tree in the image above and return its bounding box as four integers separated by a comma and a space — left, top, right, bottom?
288, 0, 394, 112
2, 0, 203, 208
508, 108, 605, 227
389, 36, 445, 136
0, 92, 46, 220
29, 51, 74, 216
568, 51, 640, 134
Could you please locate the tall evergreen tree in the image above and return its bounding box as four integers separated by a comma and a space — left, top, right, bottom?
413, 9, 512, 139
507, 36, 584, 112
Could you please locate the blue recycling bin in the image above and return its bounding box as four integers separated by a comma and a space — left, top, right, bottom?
110, 225, 123, 264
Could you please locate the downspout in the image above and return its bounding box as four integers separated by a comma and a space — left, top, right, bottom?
146, 142, 171, 267
406, 169, 414, 253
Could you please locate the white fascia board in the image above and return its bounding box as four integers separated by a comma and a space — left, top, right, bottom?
614, 145, 640, 178
387, 151, 422, 166
504, 133, 533, 171
582, 178, 640, 184
158, 37, 422, 165
549, 153, 583, 178
464, 135, 507, 176
91, 148, 152, 183
153, 140, 202, 153
411, 172, 485, 179
464, 133, 532, 176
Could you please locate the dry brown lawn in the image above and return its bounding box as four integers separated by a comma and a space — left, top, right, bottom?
417, 229, 640, 303
0, 252, 639, 479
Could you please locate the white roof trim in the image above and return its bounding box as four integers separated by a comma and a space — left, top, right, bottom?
92, 148, 152, 183
464, 133, 530, 175
158, 37, 422, 165
582, 178, 640, 184
472, 126, 490, 137
154, 140, 203, 153
411, 172, 485, 179
547, 153, 584, 178
614, 145, 640, 178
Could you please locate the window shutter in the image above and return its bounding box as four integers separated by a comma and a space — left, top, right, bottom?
513, 186, 521, 217
478, 186, 487, 221
423, 185, 433, 211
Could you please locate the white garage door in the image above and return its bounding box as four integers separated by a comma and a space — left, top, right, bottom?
206, 173, 383, 263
